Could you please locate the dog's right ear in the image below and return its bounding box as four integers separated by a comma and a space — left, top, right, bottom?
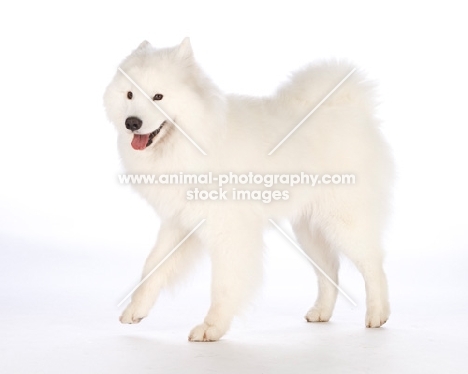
133, 40, 152, 54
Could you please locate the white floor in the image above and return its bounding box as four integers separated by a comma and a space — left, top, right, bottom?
1, 235, 467, 374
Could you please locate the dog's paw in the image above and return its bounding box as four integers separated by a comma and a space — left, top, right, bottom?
365, 304, 389, 328
119, 302, 148, 324
305, 306, 332, 322
188, 323, 224, 342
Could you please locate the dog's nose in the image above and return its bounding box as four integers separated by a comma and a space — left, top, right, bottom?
125, 117, 143, 131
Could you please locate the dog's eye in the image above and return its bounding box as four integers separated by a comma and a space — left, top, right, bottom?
153, 93, 163, 101
127, 91, 133, 100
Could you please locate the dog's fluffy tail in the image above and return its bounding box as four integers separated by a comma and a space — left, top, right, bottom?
273, 60, 377, 113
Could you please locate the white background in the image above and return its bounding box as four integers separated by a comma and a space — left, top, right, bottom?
1, 1, 467, 373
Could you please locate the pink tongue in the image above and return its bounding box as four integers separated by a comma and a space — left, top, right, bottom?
131, 134, 150, 150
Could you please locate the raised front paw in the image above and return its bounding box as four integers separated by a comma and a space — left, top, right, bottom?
188, 323, 225, 342
119, 302, 149, 324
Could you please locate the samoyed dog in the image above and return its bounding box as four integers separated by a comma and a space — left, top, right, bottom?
104, 38, 393, 341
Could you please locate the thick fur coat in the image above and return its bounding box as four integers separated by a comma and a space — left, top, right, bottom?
103, 38, 393, 341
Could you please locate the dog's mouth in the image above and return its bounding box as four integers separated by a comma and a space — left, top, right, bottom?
131, 121, 166, 151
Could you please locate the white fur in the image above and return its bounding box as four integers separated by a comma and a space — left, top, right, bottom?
103, 38, 393, 341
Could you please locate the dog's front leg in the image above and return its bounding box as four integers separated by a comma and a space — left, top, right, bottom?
120, 220, 201, 324
188, 220, 263, 341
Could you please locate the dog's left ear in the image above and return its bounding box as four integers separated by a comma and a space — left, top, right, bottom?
134, 40, 152, 53
176, 37, 193, 60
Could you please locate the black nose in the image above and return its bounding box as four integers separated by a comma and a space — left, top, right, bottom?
125, 117, 142, 131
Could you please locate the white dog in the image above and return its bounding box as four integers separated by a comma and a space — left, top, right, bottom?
103, 38, 393, 341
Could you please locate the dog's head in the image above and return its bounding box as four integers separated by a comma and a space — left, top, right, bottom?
104, 38, 204, 151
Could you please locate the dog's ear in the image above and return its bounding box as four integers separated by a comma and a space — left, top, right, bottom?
134, 40, 152, 54
175, 37, 193, 60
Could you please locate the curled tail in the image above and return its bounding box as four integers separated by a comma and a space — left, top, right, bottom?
273, 60, 377, 112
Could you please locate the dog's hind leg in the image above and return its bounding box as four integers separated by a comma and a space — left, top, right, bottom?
120, 220, 202, 324
188, 215, 263, 342
292, 217, 340, 322
322, 214, 390, 328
